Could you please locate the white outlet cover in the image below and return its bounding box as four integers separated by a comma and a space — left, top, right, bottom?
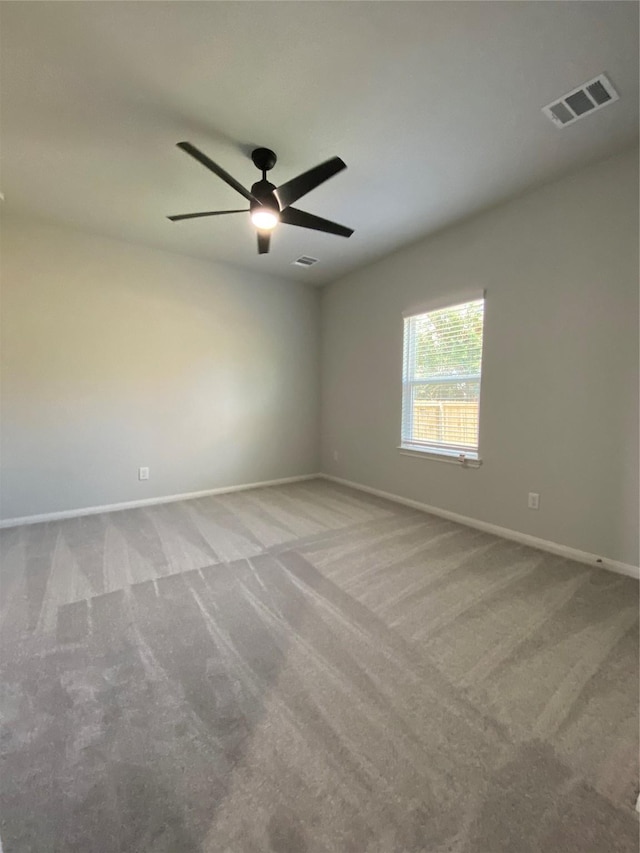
138, 467, 149, 481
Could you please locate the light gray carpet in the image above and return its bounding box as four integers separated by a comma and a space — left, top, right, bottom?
1, 479, 638, 851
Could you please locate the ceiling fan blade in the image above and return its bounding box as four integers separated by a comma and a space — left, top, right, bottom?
167, 209, 248, 222
177, 142, 257, 202
279, 206, 353, 238
257, 231, 271, 254
274, 157, 347, 210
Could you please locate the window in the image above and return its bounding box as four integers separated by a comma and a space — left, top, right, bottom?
401, 297, 485, 462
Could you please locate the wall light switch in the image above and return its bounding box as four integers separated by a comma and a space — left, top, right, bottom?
138, 467, 149, 481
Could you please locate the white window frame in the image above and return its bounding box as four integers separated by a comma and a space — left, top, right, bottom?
399, 294, 485, 467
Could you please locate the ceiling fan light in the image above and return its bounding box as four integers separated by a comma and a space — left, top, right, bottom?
251, 209, 279, 230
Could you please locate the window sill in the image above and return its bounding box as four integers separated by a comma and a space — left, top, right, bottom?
397, 445, 482, 467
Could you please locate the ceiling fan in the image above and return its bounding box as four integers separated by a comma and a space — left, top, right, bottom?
168, 142, 354, 255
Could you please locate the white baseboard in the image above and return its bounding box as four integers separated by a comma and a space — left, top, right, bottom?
320, 474, 640, 580
0, 474, 321, 529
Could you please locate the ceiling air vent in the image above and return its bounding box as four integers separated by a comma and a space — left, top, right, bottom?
292, 256, 319, 267
542, 74, 618, 128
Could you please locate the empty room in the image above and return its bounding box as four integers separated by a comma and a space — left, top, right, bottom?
1, 2, 638, 851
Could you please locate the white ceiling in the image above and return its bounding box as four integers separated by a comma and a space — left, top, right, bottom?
1, 1, 638, 285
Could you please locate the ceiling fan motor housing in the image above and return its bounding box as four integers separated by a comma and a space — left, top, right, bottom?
250, 179, 280, 214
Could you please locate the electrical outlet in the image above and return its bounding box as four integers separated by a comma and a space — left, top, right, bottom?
333, 450, 339, 462
528, 492, 539, 510
138, 467, 149, 481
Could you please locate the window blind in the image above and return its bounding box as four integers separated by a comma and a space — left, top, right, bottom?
401, 298, 485, 459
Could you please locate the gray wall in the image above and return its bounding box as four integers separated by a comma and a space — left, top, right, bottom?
321, 147, 639, 566
1, 216, 320, 519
